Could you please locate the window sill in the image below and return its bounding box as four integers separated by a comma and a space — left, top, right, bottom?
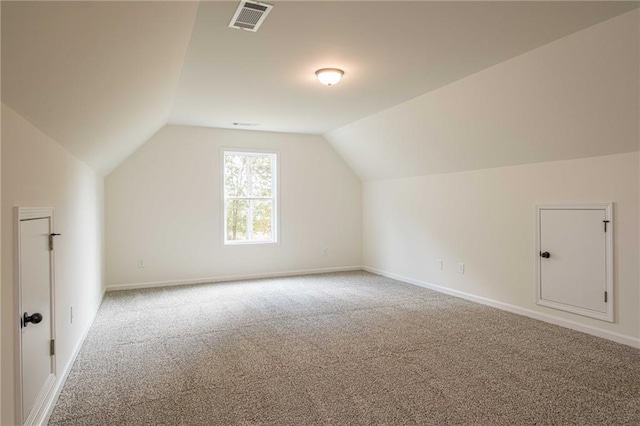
224, 240, 278, 246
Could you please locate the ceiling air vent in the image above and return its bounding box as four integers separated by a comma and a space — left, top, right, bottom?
229, 1, 273, 32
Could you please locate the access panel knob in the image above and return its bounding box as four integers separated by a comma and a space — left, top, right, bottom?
540, 251, 551, 259
23, 312, 43, 327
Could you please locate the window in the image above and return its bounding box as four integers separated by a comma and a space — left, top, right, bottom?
223, 150, 277, 244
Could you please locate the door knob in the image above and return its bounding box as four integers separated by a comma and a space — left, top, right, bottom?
23, 312, 43, 327
540, 251, 550, 259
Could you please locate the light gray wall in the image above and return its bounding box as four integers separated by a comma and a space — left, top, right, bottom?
1, 105, 105, 425
105, 125, 362, 288
350, 10, 640, 345
363, 153, 640, 343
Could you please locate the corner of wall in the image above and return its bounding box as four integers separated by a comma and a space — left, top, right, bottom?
0, 4, 4, 421
637, 9, 640, 340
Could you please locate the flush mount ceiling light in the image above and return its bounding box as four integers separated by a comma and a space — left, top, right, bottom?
315, 68, 344, 86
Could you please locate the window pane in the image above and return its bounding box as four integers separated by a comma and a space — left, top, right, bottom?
223, 151, 277, 244
226, 200, 248, 241
251, 200, 272, 240
224, 155, 249, 197
250, 155, 272, 198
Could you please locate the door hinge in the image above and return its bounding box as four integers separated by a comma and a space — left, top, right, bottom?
50, 339, 55, 356
603, 220, 610, 232
49, 233, 61, 251
604, 291, 608, 303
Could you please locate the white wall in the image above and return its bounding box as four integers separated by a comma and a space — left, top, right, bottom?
105, 125, 361, 288
323, 9, 640, 346
637, 14, 640, 346
1, 105, 105, 425
1, 4, 4, 421
364, 153, 640, 343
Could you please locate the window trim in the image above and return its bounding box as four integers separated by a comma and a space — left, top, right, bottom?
221, 148, 279, 245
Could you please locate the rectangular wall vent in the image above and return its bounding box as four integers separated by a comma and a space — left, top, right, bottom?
229, 1, 273, 32
233, 122, 260, 127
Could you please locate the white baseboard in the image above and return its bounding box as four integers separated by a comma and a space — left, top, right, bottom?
106, 265, 364, 292
39, 287, 107, 426
363, 266, 640, 349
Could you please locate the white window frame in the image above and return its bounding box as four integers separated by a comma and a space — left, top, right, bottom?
222, 149, 278, 245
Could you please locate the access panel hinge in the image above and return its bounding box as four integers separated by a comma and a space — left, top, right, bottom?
50, 339, 55, 356
604, 291, 608, 303
49, 233, 61, 251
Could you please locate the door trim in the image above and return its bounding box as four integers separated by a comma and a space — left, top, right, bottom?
14, 207, 57, 426
535, 203, 614, 322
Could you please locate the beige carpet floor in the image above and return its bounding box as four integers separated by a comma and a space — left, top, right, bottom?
48, 271, 640, 425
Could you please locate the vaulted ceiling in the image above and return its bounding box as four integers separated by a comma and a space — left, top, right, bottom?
2, 1, 638, 175
326, 8, 640, 180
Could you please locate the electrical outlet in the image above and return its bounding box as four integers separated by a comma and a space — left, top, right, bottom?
458, 263, 465, 274
322, 248, 329, 257
437, 259, 443, 270
70, 306, 73, 324
137, 258, 145, 268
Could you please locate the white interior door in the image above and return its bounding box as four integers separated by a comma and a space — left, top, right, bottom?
19, 215, 56, 424
537, 205, 612, 322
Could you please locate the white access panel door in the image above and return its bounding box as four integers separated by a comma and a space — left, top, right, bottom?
537, 205, 613, 322
20, 217, 55, 424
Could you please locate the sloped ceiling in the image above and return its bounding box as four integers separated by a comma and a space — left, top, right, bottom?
1, 1, 198, 174
2, 1, 638, 176
170, 1, 637, 134
325, 8, 640, 181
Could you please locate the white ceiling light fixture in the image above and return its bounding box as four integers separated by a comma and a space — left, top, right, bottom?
315, 68, 344, 86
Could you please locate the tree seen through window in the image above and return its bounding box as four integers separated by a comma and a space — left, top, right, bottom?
224, 151, 277, 243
